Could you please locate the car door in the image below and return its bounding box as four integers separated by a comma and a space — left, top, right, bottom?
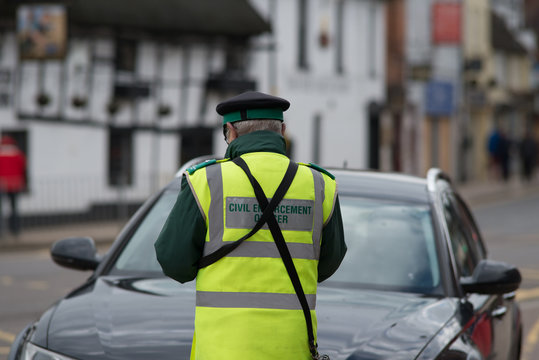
452, 193, 517, 359
441, 191, 512, 359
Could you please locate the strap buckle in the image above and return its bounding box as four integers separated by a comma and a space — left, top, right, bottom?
310, 341, 330, 360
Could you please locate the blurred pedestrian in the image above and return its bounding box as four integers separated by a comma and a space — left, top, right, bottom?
0, 135, 27, 236
487, 126, 501, 179
519, 129, 538, 182
497, 129, 512, 182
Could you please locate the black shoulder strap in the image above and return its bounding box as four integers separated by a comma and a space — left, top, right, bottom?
233, 157, 320, 360
197, 157, 298, 269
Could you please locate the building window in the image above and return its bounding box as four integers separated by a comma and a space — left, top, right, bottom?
298, 0, 309, 70
0, 69, 13, 107
180, 127, 213, 166
109, 128, 133, 186
115, 38, 137, 73
335, 0, 345, 74
225, 42, 247, 74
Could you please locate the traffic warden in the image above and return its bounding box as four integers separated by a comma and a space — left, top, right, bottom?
155, 91, 347, 360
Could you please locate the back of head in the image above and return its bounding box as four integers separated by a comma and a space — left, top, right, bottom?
233, 119, 283, 136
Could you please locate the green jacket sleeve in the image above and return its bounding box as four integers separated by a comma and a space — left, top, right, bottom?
155, 175, 346, 284
318, 196, 347, 282
154, 175, 206, 283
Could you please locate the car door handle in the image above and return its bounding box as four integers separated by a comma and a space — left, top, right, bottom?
491, 306, 507, 318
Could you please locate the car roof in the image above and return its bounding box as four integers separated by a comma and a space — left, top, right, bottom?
331, 169, 430, 204
175, 155, 219, 177
174, 156, 431, 204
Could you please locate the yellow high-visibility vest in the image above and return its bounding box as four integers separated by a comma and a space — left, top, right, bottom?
185, 152, 338, 360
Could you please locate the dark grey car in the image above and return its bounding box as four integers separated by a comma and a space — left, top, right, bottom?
9, 163, 521, 359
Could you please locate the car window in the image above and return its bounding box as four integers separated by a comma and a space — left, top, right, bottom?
454, 195, 487, 259
109, 189, 442, 296
327, 196, 441, 294
442, 193, 480, 277
113, 189, 178, 274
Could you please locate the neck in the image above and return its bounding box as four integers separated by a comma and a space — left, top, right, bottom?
225, 130, 287, 159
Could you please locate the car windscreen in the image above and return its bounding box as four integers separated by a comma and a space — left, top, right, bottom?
110, 189, 441, 296
112, 189, 178, 274
324, 196, 442, 295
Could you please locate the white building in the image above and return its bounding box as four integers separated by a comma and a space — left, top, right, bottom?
245, 0, 386, 169
0, 0, 386, 223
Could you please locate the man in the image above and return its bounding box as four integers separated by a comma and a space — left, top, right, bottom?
0, 135, 26, 236
519, 128, 538, 182
155, 91, 346, 359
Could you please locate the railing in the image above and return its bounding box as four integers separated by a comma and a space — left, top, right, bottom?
0, 171, 176, 229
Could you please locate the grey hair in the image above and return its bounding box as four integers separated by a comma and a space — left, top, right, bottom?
233, 119, 283, 136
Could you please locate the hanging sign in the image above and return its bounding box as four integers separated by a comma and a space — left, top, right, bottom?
432, 2, 461, 44
425, 80, 454, 116
17, 5, 67, 60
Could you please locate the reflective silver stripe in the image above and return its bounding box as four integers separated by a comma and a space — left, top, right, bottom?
226, 241, 314, 259
204, 164, 224, 256
310, 168, 325, 259
197, 291, 316, 310
204, 162, 319, 261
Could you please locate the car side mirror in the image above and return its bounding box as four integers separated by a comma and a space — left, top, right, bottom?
51, 237, 100, 271
460, 259, 521, 295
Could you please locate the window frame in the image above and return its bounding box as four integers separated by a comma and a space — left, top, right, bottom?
108, 127, 134, 187
441, 191, 483, 278
453, 194, 487, 259
335, 0, 345, 74
114, 38, 137, 73
297, 0, 309, 70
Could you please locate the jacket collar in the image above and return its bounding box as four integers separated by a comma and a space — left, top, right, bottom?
225, 130, 287, 159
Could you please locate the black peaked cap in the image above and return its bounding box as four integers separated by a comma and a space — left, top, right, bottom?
216, 91, 290, 115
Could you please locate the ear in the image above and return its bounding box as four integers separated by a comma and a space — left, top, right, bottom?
226, 122, 238, 142
281, 122, 286, 136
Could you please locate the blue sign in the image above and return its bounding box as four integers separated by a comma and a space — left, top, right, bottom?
425, 81, 454, 116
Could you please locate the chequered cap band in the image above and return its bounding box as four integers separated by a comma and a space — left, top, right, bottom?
223, 108, 284, 124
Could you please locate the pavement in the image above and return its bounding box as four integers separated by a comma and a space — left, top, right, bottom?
0, 219, 126, 252
456, 176, 539, 207
0, 175, 539, 253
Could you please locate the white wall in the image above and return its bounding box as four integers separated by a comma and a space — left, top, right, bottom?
19, 123, 106, 213
250, 0, 386, 169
